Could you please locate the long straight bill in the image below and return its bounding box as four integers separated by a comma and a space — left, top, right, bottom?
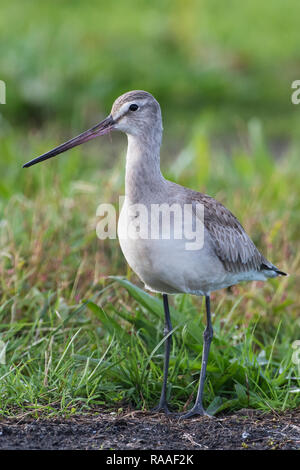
23, 115, 114, 168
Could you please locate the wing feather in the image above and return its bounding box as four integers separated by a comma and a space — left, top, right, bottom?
197, 195, 267, 273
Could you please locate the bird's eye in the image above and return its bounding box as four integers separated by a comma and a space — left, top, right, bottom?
129, 104, 139, 111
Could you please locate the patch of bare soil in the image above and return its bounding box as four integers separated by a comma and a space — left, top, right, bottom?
0, 409, 299, 450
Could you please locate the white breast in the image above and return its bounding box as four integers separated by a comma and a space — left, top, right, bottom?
117, 199, 235, 295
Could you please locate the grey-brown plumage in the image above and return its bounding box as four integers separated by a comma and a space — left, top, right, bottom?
22, 89, 287, 419
192, 192, 275, 274
112, 90, 156, 114
113, 92, 285, 281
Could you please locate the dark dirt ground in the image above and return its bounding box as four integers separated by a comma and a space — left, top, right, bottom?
0, 408, 299, 450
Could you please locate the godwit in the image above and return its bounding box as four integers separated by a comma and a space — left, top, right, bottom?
23, 90, 287, 418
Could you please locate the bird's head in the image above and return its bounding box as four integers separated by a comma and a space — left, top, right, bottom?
23, 90, 162, 168
111, 90, 162, 137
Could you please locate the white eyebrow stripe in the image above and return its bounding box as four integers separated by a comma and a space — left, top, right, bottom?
113, 100, 147, 120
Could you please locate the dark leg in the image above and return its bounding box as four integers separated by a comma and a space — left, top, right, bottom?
181, 295, 213, 419
151, 294, 173, 414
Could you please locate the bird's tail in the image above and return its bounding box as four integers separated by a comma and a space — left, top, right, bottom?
261, 263, 288, 278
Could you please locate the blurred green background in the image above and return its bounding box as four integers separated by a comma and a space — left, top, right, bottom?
2, 0, 300, 135
0, 0, 299, 415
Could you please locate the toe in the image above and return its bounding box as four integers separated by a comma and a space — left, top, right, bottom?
179, 406, 212, 420
151, 402, 172, 414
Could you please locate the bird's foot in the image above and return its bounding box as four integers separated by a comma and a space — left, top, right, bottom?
151, 401, 172, 415
179, 404, 213, 420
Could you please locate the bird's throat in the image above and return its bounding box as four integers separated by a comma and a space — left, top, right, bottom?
125, 133, 163, 203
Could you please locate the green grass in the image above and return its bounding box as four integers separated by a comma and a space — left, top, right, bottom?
0, 0, 299, 418
0, 118, 299, 417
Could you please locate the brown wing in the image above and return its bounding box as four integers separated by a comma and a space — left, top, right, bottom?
199, 195, 267, 273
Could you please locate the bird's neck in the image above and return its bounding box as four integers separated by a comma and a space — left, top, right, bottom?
125, 129, 164, 203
